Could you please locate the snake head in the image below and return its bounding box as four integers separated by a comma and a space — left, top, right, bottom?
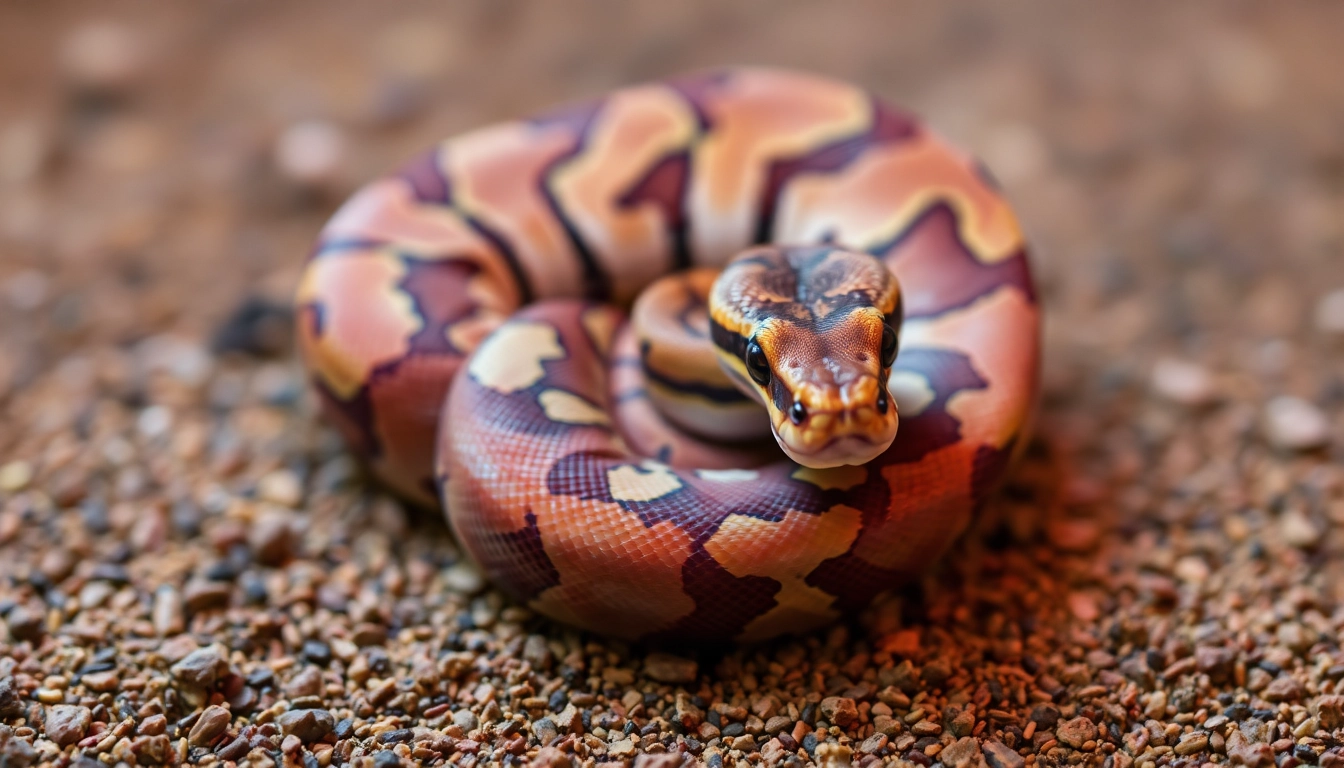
710, 246, 903, 468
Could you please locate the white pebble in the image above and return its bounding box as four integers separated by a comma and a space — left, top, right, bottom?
258, 470, 303, 508
1315, 289, 1344, 335
137, 406, 173, 440
274, 121, 346, 187
1151, 358, 1216, 407
1173, 555, 1210, 584
0, 461, 33, 492
443, 562, 486, 595
1280, 508, 1321, 549
1263, 396, 1330, 451
135, 334, 212, 386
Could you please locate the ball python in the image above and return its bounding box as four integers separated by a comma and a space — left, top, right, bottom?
296, 68, 1040, 643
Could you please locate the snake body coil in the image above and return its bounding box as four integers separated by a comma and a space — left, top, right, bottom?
297, 68, 1040, 643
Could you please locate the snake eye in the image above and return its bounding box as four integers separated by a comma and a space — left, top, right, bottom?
790, 401, 807, 425
876, 390, 889, 415
745, 339, 771, 386
880, 324, 899, 368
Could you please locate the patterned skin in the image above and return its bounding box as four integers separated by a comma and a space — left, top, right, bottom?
296, 68, 1040, 643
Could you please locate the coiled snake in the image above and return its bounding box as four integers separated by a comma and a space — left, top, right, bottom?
297, 68, 1040, 643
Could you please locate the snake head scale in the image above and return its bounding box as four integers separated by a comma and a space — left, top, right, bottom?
709, 245, 903, 468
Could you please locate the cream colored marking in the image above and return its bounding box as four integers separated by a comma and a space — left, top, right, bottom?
606, 460, 683, 502
446, 310, 507, 355
295, 250, 418, 399
888, 369, 935, 416
790, 464, 867, 491
538, 388, 610, 426
526, 495, 696, 639
910, 286, 1039, 448
695, 468, 760, 482
446, 122, 584, 299
775, 134, 1025, 263
687, 70, 871, 264
550, 86, 700, 303
580, 307, 619, 357
318, 177, 521, 310
467, 321, 565, 394
703, 504, 863, 643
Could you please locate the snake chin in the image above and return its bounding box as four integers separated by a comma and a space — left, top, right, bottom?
776, 428, 897, 469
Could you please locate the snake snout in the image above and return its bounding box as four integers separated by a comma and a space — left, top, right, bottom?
780, 375, 899, 468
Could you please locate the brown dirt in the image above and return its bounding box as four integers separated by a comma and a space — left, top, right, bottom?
2, 3, 1343, 767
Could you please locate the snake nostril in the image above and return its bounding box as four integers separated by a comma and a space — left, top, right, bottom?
876, 391, 889, 415
789, 401, 807, 425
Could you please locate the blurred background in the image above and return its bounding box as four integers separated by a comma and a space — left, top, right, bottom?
1, 2, 1342, 410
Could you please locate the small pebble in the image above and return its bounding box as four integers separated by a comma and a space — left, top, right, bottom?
1280, 509, 1321, 549
171, 645, 228, 688
1151, 358, 1217, 406
443, 561, 485, 594
188, 705, 231, 746
1056, 716, 1098, 749
59, 21, 144, 94
1263, 396, 1331, 451
644, 652, 698, 684
258, 469, 304, 507
276, 708, 335, 742
249, 510, 298, 565
44, 705, 91, 747
1315, 289, 1344, 335
274, 120, 347, 187
0, 461, 33, 492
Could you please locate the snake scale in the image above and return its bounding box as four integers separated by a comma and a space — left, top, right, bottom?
296, 68, 1040, 643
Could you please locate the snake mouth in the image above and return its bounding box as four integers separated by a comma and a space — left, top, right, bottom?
776, 430, 896, 469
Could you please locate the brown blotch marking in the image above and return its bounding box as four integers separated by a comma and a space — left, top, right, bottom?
635, 270, 733, 390
467, 510, 560, 601
703, 504, 864, 643
365, 353, 466, 507
549, 85, 699, 303
907, 286, 1039, 449
878, 204, 1036, 319
447, 122, 588, 300
685, 69, 871, 263
527, 493, 698, 640
755, 98, 920, 243
295, 250, 419, 400
396, 145, 451, 205
317, 179, 521, 310
620, 150, 693, 271
852, 446, 977, 572
399, 258, 493, 356
775, 131, 1024, 264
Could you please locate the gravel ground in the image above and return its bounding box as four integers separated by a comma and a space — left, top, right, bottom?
3, 3, 1344, 767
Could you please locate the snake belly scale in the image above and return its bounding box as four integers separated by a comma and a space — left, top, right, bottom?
296, 68, 1040, 643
